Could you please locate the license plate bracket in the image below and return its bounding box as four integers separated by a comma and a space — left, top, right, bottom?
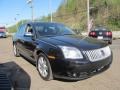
97, 36, 103, 39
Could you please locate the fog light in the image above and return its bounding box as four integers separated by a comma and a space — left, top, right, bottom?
98, 66, 104, 71
73, 73, 77, 77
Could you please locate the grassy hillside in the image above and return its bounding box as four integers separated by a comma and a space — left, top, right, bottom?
90, 0, 120, 30
53, 0, 87, 31
8, 0, 120, 33
53, 0, 120, 31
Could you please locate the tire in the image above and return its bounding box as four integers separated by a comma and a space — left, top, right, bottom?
37, 53, 53, 81
13, 44, 20, 57
108, 41, 112, 44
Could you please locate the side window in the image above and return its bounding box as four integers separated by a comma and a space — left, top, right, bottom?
25, 25, 33, 34
35, 25, 44, 37
17, 24, 26, 36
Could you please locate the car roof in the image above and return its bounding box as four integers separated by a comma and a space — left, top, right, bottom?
24, 21, 63, 26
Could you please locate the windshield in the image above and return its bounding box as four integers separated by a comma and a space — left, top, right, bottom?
34, 23, 75, 37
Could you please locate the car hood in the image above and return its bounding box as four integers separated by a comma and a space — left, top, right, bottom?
39, 35, 108, 50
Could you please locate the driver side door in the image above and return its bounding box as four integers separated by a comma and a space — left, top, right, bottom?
21, 24, 36, 60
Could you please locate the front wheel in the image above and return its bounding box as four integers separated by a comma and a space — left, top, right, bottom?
13, 44, 20, 57
37, 53, 53, 81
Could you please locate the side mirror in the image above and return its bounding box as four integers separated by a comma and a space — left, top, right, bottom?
24, 32, 33, 37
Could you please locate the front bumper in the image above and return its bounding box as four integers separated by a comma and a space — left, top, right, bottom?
97, 37, 112, 44
51, 55, 112, 80
90, 36, 112, 43
0, 34, 6, 38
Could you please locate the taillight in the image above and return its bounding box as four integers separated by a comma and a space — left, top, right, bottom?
106, 32, 112, 36
89, 32, 96, 36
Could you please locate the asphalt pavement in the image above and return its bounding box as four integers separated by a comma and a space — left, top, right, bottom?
0, 37, 120, 90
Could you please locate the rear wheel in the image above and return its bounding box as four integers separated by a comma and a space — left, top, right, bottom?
13, 44, 20, 57
108, 41, 112, 44
37, 53, 53, 81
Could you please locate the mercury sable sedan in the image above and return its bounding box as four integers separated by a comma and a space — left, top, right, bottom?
12, 22, 112, 81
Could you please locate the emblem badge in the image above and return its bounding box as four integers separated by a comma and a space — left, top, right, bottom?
101, 50, 105, 56
99, 32, 102, 35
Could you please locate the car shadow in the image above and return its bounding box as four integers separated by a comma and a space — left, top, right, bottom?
54, 77, 90, 82
54, 78, 78, 82
0, 61, 31, 90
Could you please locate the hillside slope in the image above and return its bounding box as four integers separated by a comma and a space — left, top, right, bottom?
8, 0, 120, 33
53, 0, 120, 31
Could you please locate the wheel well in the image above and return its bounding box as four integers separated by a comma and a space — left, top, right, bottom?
36, 50, 44, 55
35, 50, 51, 66
36, 50, 48, 59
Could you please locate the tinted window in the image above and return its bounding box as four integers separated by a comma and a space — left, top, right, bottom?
25, 25, 33, 33
92, 26, 108, 31
17, 24, 26, 36
94, 28, 107, 31
34, 23, 75, 38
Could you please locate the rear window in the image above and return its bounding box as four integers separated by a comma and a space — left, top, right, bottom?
94, 28, 107, 31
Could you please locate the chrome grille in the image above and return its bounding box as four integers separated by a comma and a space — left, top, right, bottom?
83, 46, 111, 62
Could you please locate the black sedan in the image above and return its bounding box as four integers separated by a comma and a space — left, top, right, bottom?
12, 22, 112, 80
89, 26, 112, 44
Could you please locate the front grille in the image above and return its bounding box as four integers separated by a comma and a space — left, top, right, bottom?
83, 46, 111, 62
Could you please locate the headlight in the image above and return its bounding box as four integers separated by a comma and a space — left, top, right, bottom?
59, 46, 83, 59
